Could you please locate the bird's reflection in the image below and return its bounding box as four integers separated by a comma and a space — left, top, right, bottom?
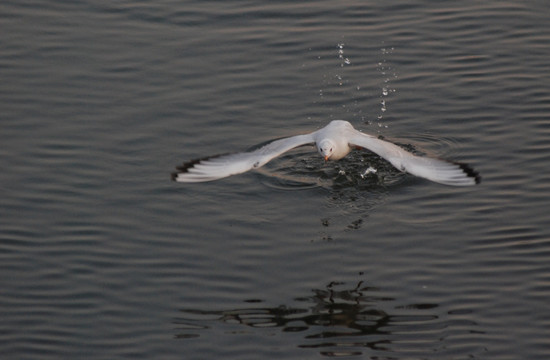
173, 281, 475, 357
257, 148, 407, 192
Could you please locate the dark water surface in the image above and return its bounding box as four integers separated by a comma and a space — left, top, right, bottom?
2, 1, 550, 359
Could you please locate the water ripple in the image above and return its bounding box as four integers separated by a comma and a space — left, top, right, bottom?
175, 281, 486, 358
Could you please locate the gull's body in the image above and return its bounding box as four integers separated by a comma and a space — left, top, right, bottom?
172, 120, 480, 186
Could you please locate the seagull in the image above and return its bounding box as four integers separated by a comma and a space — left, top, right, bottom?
172, 120, 480, 186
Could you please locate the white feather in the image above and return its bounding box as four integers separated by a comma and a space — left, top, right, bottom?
172, 120, 480, 186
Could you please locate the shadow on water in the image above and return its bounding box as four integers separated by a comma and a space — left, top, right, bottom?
256, 146, 414, 239
174, 281, 485, 358
256, 145, 409, 192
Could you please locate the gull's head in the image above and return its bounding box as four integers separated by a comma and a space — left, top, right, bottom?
318, 139, 335, 161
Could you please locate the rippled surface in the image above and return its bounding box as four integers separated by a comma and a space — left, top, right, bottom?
2, 0, 550, 359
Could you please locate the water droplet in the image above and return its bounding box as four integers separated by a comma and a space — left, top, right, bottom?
360, 167, 378, 178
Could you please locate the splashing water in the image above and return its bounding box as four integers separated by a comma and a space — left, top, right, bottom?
376, 45, 398, 123
337, 43, 351, 67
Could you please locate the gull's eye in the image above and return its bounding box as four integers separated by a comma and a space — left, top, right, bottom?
330, 147, 333, 152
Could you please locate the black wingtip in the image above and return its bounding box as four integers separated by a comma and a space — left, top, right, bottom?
172, 158, 199, 181
171, 153, 229, 182
457, 162, 481, 184
171, 159, 197, 181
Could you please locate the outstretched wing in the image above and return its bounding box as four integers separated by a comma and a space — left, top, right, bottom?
172, 133, 315, 182
348, 131, 480, 186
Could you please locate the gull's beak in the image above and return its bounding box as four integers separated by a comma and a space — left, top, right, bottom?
324, 155, 329, 162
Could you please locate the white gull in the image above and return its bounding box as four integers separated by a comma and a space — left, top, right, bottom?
172, 120, 480, 186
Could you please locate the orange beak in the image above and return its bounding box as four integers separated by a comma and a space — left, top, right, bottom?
324, 155, 329, 161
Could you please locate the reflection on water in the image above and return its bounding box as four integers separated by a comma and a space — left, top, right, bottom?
257, 146, 407, 190
256, 148, 402, 239
175, 281, 484, 358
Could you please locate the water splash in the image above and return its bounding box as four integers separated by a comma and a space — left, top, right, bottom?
337, 43, 351, 67
376, 45, 398, 124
